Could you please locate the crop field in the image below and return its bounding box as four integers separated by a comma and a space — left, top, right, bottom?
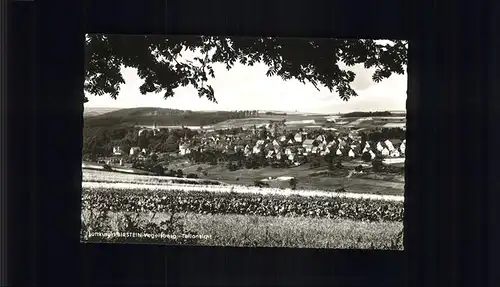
81, 169, 404, 249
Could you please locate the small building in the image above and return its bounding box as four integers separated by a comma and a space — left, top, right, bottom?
384, 139, 395, 152
381, 147, 390, 157
348, 149, 356, 158
294, 133, 303, 143
400, 142, 406, 154
302, 139, 315, 149
129, 147, 141, 155
336, 148, 343, 156
376, 142, 384, 152
112, 146, 123, 156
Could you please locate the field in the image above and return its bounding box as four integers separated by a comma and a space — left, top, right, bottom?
165, 161, 405, 196
81, 169, 404, 249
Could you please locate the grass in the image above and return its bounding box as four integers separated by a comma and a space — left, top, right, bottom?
82, 210, 404, 250
171, 162, 405, 196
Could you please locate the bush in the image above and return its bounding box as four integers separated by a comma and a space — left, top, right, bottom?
176, 169, 184, 178
254, 180, 270, 188
186, 173, 199, 179
81, 187, 404, 222
372, 158, 384, 172
355, 165, 363, 172
289, 178, 297, 190
102, 164, 112, 171
361, 152, 372, 162
335, 161, 343, 169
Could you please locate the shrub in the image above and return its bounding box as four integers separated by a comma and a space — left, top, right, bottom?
355, 165, 363, 172
361, 152, 372, 162
186, 173, 199, 179
102, 164, 112, 171
372, 158, 384, 172
335, 161, 343, 169
176, 169, 184, 178
289, 178, 297, 190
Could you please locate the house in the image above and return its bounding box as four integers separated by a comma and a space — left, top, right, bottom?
129, 147, 141, 155
266, 150, 274, 159
390, 149, 401, 158
253, 146, 261, 154
256, 139, 265, 146
288, 154, 295, 161
365, 142, 371, 148
294, 133, 303, 143
287, 139, 294, 145
303, 139, 315, 150
272, 139, 280, 147
369, 150, 376, 160
113, 146, 123, 156
316, 135, 325, 142
311, 146, 319, 154
381, 147, 390, 157
384, 139, 395, 152
376, 142, 384, 152
285, 148, 292, 155
179, 144, 191, 156
336, 148, 343, 156
362, 146, 370, 153
276, 152, 282, 160
142, 148, 148, 154
348, 149, 356, 158
400, 142, 406, 154
280, 135, 287, 142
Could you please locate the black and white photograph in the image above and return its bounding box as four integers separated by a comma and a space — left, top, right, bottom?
81, 35, 407, 250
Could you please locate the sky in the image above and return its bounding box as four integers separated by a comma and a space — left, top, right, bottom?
84, 39, 407, 114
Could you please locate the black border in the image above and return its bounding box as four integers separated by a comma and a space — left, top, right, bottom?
11, 0, 494, 286
82, 1, 409, 286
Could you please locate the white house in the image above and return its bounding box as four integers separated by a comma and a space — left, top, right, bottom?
400, 142, 406, 154
384, 139, 395, 152
365, 142, 371, 148
311, 146, 319, 154
294, 133, 303, 143
280, 135, 287, 142
178, 145, 191, 156
381, 147, 390, 157
287, 139, 294, 145
266, 150, 274, 159
276, 152, 282, 160
129, 147, 141, 155
390, 149, 401, 158
288, 154, 295, 161
336, 148, 343, 156
348, 149, 356, 158
113, 146, 123, 156
253, 146, 261, 154
362, 146, 370, 153
272, 139, 280, 147
376, 142, 384, 152
285, 148, 292, 155
369, 150, 376, 160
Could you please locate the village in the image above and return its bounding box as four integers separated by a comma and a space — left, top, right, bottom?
87, 115, 406, 189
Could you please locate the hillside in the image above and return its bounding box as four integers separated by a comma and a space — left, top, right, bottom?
83, 107, 121, 117
84, 107, 256, 128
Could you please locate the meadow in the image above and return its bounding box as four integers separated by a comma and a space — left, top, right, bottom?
81, 169, 404, 250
